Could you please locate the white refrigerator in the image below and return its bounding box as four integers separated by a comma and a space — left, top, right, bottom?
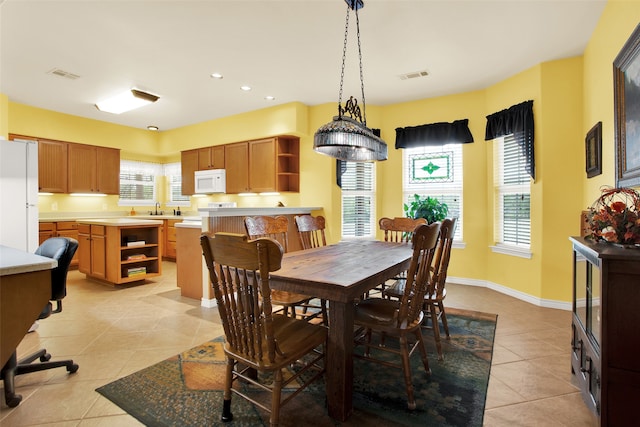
0, 138, 39, 252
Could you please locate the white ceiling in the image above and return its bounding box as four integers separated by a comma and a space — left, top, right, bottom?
0, 0, 607, 132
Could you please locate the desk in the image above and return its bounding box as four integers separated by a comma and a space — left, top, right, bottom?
0, 245, 57, 368
269, 240, 413, 421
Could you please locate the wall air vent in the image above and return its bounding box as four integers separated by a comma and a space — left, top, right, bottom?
399, 70, 429, 80
47, 68, 80, 80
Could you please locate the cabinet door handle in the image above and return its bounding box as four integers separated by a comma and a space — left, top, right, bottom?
580, 356, 592, 374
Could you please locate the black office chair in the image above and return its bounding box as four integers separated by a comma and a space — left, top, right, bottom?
1, 237, 79, 407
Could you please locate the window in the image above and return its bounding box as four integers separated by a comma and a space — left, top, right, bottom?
341, 161, 376, 238
163, 163, 190, 206
402, 144, 463, 241
118, 160, 162, 206
493, 134, 531, 253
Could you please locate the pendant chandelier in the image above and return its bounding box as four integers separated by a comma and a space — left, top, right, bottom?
313, 0, 387, 162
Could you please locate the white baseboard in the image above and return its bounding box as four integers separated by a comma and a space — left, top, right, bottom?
200, 298, 217, 308
447, 276, 572, 311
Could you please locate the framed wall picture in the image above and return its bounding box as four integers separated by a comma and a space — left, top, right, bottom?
586, 121, 602, 178
614, 23, 640, 187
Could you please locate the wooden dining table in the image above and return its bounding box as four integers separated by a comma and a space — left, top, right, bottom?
269, 239, 414, 421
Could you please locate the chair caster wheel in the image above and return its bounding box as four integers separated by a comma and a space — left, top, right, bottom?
6, 393, 22, 408
39, 353, 51, 362
68, 364, 79, 373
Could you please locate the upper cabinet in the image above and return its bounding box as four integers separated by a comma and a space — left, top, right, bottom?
68, 143, 120, 194
186, 135, 299, 195
38, 139, 68, 193
181, 146, 226, 195
181, 149, 198, 195
198, 146, 225, 170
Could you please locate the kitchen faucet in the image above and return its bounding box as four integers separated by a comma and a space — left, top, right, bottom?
155, 202, 160, 215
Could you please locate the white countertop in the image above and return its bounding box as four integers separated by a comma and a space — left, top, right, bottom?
0, 245, 57, 276
198, 207, 322, 217
76, 218, 163, 226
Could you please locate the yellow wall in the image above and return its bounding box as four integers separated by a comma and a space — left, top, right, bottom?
4, 0, 640, 305
583, 1, 640, 205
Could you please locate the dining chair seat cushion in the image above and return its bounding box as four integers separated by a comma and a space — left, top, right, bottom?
355, 298, 424, 331
225, 314, 327, 369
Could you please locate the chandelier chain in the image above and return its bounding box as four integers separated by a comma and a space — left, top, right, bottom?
338, 5, 349, 111
355, 7, 367, 126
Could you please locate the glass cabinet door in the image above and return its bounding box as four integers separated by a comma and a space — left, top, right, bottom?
574, 252, 588, 329
588, 264, 601, 348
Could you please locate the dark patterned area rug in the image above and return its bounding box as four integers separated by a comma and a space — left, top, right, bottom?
96, 307, 496, 427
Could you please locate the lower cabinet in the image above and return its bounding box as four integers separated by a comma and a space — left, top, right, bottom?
164, 219, 178, 260
78, 224, 106, 279
40, 221, 79, 268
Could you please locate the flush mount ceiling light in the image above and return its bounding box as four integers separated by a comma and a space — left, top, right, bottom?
147, 125, 159, 131
313, 0, 387, 162
95, 89, 159, 114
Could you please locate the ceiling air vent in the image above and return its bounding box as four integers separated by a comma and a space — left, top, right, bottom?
399, 70, 429, 80
47, 68, 80, 80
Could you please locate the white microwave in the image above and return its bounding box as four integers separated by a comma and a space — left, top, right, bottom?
194, 169, 226, 194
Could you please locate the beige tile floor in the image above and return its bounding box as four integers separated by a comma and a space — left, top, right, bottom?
0, 262, 597, 426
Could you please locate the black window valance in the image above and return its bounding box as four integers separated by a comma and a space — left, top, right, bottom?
485, 100, 535, 180
394, 119, 474, 149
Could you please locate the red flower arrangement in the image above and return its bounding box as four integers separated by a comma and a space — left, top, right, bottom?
586, 187, 640, 246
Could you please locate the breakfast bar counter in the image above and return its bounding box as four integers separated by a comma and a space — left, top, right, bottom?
179, 206, 322, 305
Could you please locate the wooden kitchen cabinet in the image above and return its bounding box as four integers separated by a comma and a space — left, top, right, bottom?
9, 134, 68, 193
181, 149, 198, 195
38, 222, 56, 245
37, 139, 68, 193
198, 146, 225, 170
38, 221, 79, 267
164, 219, 178, 260
223, 136, 299, 194
78, 224, 106, 279
224, 142, 250, 193
68, 143, 120, 194
181, 146, 225, 194
78, 220, 161, 285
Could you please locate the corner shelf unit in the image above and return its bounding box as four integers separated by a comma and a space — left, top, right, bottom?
276, 136, 299, 192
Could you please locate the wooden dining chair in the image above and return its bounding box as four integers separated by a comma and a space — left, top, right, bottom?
384, 217, 458, 360
294, 214, 327, 250
200, 233, 326, 427
368, 217, 428, 297
353, 222, 441, 410
379, 217, 427, 243
294, 214, 328, 324
244, 215, 315, 319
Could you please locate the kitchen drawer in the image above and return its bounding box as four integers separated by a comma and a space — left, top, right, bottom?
91, 225, 106, 236
78, 224, 91, 234
56, 221, 78, 230
39, 222, 55, 232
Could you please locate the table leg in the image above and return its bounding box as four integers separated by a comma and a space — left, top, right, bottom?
326, 299, 354, 421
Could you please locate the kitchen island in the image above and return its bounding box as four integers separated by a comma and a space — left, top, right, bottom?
76, 218, 162, 285
177, 206, 322, 306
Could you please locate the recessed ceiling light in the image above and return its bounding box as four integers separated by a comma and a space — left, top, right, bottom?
240, 85, 251, 91
210, 73, 223, 79
264, 96, 275, 101
147, 125, 159, 131
95, 89, 159, 114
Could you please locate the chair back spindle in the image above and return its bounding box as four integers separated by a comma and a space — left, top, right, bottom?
294, 215, 327, 249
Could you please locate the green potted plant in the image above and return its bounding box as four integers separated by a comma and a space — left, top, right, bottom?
404, 194, 449, 224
